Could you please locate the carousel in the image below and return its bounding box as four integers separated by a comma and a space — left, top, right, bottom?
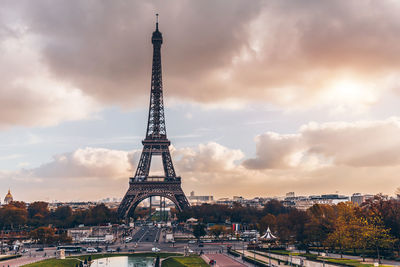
260, 227, 279, 248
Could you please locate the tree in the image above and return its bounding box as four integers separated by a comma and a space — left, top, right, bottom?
57, 232, 72, 244
324, 203, 355, 258
0, 203, 28, 229
9, 201, 26, 209
85, 204, 114, 225
305, 204, 336, 251
362, 215, 397, 263
209, 225, 225, 239
52, 206, 73, 228
258, 214, 276, 235
29, 227, 56, 244
263, 200, 290, 216
192, 224, 206, 241
28, 202, 49, 223
53, 206, 72, 220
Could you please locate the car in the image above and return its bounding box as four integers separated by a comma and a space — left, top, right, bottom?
203, 240, 212, 243
128, 249, 135, 252
125, 237, 133, 243
21, 249, 29, 253
107, 248, 116, 253
95, 247, 103, 252
198, 244, 204, 247
35, 248, 44, 251
86, 247, 98, 253
188, 240, 196, 244
188, 249, 194, 253
151, 247, 160, 252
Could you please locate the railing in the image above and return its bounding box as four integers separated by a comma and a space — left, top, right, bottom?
129, 177, 181, 183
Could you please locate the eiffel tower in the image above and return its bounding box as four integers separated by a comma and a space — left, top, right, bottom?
118, 15, 189, 219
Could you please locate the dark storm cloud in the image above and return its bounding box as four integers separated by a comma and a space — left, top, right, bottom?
15, 0, 400, 107
18, 0, 262, 106
1, 0, 400, 127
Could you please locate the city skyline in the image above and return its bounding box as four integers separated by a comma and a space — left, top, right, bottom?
1, 1, 400, 202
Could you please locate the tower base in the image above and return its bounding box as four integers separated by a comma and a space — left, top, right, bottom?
118, 180, 190, 219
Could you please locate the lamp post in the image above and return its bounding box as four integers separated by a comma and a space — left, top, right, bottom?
269, 245, 271, 267
242, 239, 245, 262
321, 252, 326, 267
288, 246, 294, 267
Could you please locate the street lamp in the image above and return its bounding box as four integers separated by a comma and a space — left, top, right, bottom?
321, 252, 326, 267
242, 239, 245, 262
268, 245, 271, 267
288, 246, 294, 267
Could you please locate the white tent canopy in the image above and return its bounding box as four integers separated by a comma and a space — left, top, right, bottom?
260, 227, 277, 240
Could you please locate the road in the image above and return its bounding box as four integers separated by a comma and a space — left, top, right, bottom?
131, 225, 161, 244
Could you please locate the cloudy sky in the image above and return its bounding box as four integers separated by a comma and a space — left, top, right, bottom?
1, 0, 400, 202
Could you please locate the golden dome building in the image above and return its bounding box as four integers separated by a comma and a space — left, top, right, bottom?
4, 189, 13, 205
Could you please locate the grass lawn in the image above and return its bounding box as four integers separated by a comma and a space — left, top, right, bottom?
323, 257, 374, 267
261, 250, 377, 267
270, 250, 301, 256
161, 256, 208, 267
23, 252, 181, 267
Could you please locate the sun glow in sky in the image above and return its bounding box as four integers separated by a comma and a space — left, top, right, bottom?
325, 77, 379, 114
1, 1, 400, 201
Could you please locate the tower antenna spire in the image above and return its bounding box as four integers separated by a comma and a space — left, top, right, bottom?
156, 13, 159, 30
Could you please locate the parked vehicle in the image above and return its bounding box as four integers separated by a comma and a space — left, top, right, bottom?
57, 246, 82, 253
86, 247, 98, 253
151, 247, 160, 252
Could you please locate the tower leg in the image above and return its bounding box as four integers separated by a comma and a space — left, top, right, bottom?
149, 196, 152, 220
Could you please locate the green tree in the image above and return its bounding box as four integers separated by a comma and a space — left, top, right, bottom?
324, 203, 355, 258
363, 215, 397, 263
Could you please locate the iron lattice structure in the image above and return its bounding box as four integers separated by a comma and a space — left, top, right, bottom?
118, 18, 189, 219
